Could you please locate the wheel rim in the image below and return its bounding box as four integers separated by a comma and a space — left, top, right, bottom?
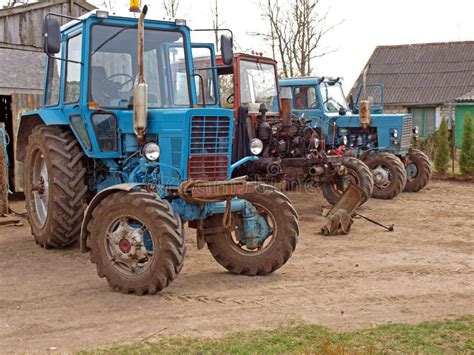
406, 162, 418, 181
228, 202, 277, 255
372, 165, 392, 189
104, 216, 155, 276
31, 149, 49, 227
331, 168, 360, 196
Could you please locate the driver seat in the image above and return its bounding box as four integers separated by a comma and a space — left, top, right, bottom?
91, 66, 116, 107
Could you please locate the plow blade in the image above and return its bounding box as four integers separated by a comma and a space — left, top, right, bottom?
320, 182, 365, 236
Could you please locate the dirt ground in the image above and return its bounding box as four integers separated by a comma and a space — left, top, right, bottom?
0, 180, 473, 353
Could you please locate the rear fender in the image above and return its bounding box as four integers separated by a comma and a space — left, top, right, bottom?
79, 183, 149, 253
16, 110, 69, 162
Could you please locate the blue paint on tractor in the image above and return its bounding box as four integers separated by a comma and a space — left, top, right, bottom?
280, 78, 415, 158
19, 11, 271, 249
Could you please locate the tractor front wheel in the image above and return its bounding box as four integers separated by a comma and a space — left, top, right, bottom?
24, 126, 88, 248
204, 186, 298, 276
364, 152, 407, 199
403, 149, 432, 192
321, 157, 374, 205
87, 191, 186, 295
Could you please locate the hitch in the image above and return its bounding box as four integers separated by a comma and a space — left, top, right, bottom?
354, 213, 394, 232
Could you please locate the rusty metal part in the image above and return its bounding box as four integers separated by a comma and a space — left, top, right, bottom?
181, 179, 256, 199
327, 181, 365, 216
320, 181, 365, 236
31, 183, 45, 194
320, 209, 353, 236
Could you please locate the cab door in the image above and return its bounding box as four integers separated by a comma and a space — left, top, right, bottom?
191, 43, 220, 107
291, 85, 323, 127
61, 31, 94, 153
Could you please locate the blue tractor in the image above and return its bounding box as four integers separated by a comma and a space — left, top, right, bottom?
15, 7, 299, 295
280, 77, 432, 199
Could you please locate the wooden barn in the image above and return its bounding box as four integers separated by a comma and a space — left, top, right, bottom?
0, 0, 95, 191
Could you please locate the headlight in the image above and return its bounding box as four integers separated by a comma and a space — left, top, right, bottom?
250, 138, 263, 155
413, 126, 419, 135
143, 143, 160, 161
312, 137, 320, 149
341, 135, 348, 146
392, 129, 399, 138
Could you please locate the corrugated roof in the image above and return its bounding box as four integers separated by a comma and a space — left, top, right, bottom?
0, 45, 44, 93
350, 41, 474, 106
456, 89, 474, 102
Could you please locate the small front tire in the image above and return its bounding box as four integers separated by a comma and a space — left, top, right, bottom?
87, 191, 186, 295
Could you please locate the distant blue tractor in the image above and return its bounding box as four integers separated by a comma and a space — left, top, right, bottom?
280, 77, 432, 199
16, 8, 299, 295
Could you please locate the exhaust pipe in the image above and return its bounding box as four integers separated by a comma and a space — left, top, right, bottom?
133, 5, 148, 142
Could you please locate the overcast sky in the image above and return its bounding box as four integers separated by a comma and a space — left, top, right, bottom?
2, 0, 473, 91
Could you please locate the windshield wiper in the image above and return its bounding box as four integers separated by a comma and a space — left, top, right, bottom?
92, 24, 137, 55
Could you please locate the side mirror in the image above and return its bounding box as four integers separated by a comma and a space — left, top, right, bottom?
43, 18, 61, 55
220, 34, 233, 65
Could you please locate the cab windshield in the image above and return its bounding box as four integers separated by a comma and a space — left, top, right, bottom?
239, 60, 279, 113
90, 24, 190, 109
320, 82, 348, 112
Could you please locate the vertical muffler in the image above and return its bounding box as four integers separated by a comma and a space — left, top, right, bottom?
133, 5, 148, 142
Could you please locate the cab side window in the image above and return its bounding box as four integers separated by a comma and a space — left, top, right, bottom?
65, 33, 82, 103
293, 86, 318, 109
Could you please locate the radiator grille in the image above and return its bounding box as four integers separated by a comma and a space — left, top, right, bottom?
400, 116, 413, 150
189, 116, 230, 180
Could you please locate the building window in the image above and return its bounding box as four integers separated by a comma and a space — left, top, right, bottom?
45, 51, 62, 106
65, 33, 82, 103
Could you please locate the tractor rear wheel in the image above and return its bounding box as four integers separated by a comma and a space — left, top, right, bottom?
403, 149, 432, 192
204, 186, 298, 276
321, 157, 374, 205
87, 191, 186, 295
24, 126, 88, 248
364, 152, 407, 199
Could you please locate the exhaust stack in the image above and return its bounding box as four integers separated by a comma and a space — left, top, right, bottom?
133, 5, 148, 142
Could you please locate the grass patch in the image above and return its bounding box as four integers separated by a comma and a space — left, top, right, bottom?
83, 315, 474, 354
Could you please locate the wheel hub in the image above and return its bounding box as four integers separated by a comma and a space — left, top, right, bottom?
372, 166, 390, 187
106, 218, 152, 275
406, 163, 418, 180
31, 152, 49, 227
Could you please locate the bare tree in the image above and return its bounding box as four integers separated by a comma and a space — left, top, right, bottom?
211, 0, 223, 49
5, 0, 29, 7
100, 0, 114, 11
162, 0, 180, 17
260, 0, 339, 77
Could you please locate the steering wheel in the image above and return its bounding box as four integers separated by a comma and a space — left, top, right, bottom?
226, 93, 234, 104
106, 73, 134, 90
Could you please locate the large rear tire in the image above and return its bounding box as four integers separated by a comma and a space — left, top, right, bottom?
403, 149, 432, 192
204, 186, 298, 276
87, 191, 186, 295
321, 157, 374, 205
24, 126, 88, 248
364, 152, 407, 199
